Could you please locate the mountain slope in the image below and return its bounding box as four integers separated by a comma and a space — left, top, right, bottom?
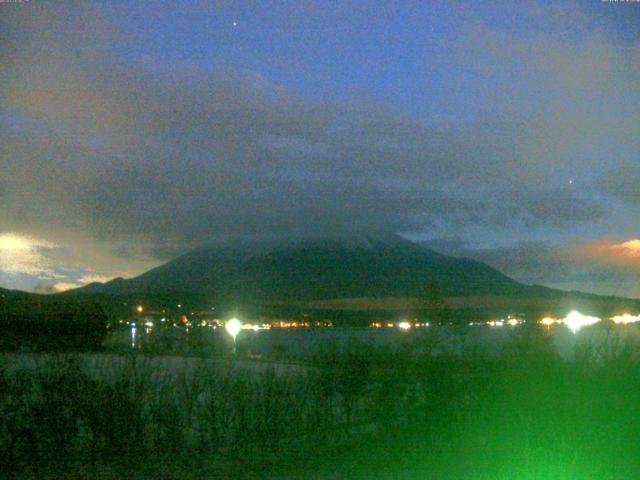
73, 233, 548, 301
0, 287, 33, 300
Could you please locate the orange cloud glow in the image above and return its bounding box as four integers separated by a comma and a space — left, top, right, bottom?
615, 239, 640, 255
574, 238, 640, 269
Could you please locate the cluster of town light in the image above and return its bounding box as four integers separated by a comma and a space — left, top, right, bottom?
611, 313, 640, 325
466, 311, 640, 334
538, 311, 640, 334
469, 316, 524, 327
539, 311, 598, 334
540, 317, 563, 327
127, 305, 640, 341
370, 321, 430, 329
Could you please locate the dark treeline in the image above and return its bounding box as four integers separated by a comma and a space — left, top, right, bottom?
0, 297, 108, 351
63, 288, 640, 329
3, 325, 640, 478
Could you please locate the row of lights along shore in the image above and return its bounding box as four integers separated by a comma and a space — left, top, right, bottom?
130, 305, 640, 339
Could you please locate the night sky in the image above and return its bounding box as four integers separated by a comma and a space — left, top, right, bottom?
1, 1, 639, 297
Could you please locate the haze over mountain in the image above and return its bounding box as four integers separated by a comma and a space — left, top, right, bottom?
74, 233, 557, 303
2, 2, 640, 297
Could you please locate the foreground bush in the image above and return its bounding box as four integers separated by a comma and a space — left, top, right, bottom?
3, 326, 640, 478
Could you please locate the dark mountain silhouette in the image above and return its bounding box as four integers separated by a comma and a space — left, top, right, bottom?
72, 233, 557, 302
0, 287, 32, 300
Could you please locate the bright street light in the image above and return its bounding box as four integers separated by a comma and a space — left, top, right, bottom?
563, 310, 600, 334
226, 318, 242, 353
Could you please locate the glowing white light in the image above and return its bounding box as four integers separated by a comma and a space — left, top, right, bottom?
226, 318, 242, 339
398, 321, 411, 330
144, 321, 154, 327
611, 313, 640, 325
507, 319, 520, 326
563, 310, 600, 334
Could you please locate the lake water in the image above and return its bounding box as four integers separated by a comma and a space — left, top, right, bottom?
110, 322, 640, 361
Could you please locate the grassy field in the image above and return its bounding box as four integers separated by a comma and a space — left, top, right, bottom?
3, 324, 640, 478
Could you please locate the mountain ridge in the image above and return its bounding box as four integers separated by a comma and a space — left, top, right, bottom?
71, 233, 555, 301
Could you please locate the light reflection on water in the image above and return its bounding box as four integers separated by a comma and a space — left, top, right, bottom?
121, 324, 514, 356
119, 322, 640, 360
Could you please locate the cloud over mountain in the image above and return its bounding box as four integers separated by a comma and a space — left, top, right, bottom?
0, 1, 638, 294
